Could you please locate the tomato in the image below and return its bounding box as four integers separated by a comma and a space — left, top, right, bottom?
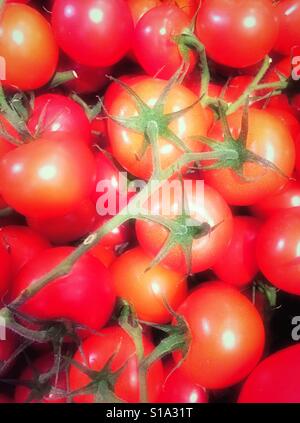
0, 136, 96, 219
238, 343, 300, 403
104, 74, 146, 112
166, 0, 198, 20
136, 180, 233, 274
0, 395, 12, 403
69, 326, 164, 402
256, 208, 300, 295
296, 134, 300, 177
265, 107, 300, 142
0, 330, 19, 377
222, 76, 256, 105
15, 354, 67, 403
89, 244, 116, 268
0, 4, 58, 90
0, 115, 20, 161
11, 247, 116, 331
196, 0, 278, 68
127, 0, 162, 25
174, 281, 265, 389
0, 241, 12, 298
111, 247, 187, 324
251, 180, 300, 219
52, 0, 134, 67
212, 216, 261, 289
203, 109, 295, 206
274, 0, 300, 56
26, 200, 98, 245
27, 94, 91, 145
156, 360, 208, 403
133, 5, 196, 79
0, 225, 50, 278
291, 93, 300, 120
107, 78, 209, 179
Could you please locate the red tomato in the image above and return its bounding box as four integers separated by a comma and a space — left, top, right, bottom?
196, 0, 278, 68
127, 0, 162, 25
203, 109, 295, 206
0, 136, 96, 219
256, 207, 300, 295
11, 247, 116, 331
213, 216, 261, 288
0, 395, 12, 403
111, 247, 188, 324
52, 0, 134, 67
69, 326, 164, 402
291, 93, 300, 120
266, 107, 300, 142
89, 244, 116, 268
167, 0, 198, 20
222, 76, 256, 105
239, 343, 300, 403
27, 94, 91, 145
0, 115, 20, 161
107, 78, 208, 179
133, 5, 196, 79
136, 180, 233, 274
0, 241, 12, 298
0, 4, 58, 90
104, 74, 145, 112
0, 225, 50, 278
174, 281, 265, 389
15, 354, 67, 403
274, 0, 300, 56
0, 330, 19, 377
251, 180, 300, 219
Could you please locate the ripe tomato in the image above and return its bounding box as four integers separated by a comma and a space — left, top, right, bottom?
0, 115, 20, 161
0, 241, 12, 298
111, 247, 187, 324
239, 343, 300, 403
15, 354, 67, 403
213, 216, 261, 288
89, 244, 116, 268
107, 78, 208, 179
133, 5, 196, 79
174, 281, 265, 389
11, 247, 116, 331
127, 0, 162, 25
274, 0, 300, 56
265, 107, 300, 142
27, 94, 91, 145
0, 225, 50, 278
166, 0, 198, 20
52, 0, 134, 67
136, 180, 233, 274
104, 74, 145, 112
203, 109, 295, 206
196, 0, 278, 68
0, 330, 19, 377
0, 4, 58, 90
69, 326, 164, 403
0, 136, 96, 219
256, 208, 300, 295
251, 180, 300, 219
291, 93, 300, 120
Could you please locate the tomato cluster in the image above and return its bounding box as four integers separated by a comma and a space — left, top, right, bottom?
0, 0, 299, 405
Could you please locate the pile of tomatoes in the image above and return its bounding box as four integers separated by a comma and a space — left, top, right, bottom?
0, 0, 299, 404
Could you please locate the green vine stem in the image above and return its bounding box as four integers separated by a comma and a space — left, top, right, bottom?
49, 70, 77, 89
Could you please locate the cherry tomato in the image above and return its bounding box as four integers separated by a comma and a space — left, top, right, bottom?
127, 0, 162, 25
0, 115, 20, 161
256, 207, 300, 295
0, 4, 58, 90
15, 354, 67, 403
174, 281, 265, 389
0, 136, 96, 219
0, 330, 19, 377
166, 0, 198, 20
203, 109, 295, 206
27, 94, 91, 145
213, 216, 261, 288
0, 241, 12, 298
111, 247, 188, 324
89, 244, 116, 268
291, 93, 300, 120
265, 107, 300, 142
134, 5, 196, 79
52, 0, 134, 67
239, 343, 300, 403
274, 0, 300, 56
69, 326, 164, 402
107, 78, 209, 179
136, 180, 233, 274
196, 0, 278, 68
11, 247, 116, 331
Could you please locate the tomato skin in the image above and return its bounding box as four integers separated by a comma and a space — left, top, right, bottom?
0, 4, 58, 90
203, 109, 295, 206
52, 0, 134, 67
69, 326, 164, 403
291, 93, 300, 121
0, 136, 96, 219
11, 247, 116, 331
136, 181, 233, 274
213, 216, 261, 289
127, 0, 162, 25
196, 0, 278, 68
133, 5, 196, 79
251, 180, 300, 219
108, 78, 208, 180
274, 0, 300, 56
111, 247, 187, 324
0, 241, 12, 298
238, 343, 300, 403
15, 354, 67, 404
174, 281, 265, 389
0, 330, 19, 377
0, 115, 20, 160
166, 0, 198, 20
27, 94, 91, 145
256, 208, 300, 295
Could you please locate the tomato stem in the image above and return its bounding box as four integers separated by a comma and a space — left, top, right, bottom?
49, 70, 77, 89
